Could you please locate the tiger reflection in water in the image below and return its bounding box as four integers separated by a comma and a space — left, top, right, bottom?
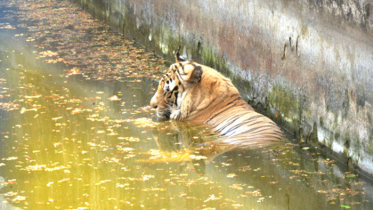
149, 120, 237, 176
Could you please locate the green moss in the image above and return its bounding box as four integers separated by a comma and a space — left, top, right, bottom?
201, 48, 230, 75
311, 122, 318, 144
319, 117, 324, 127
268, 85, 299, 121
334, 131, 340, 140
368, 143, 373, 155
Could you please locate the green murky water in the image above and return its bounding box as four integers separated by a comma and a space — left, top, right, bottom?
0, 0, 373, 209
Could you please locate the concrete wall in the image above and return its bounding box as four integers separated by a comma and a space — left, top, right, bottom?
73, 0, 373, 174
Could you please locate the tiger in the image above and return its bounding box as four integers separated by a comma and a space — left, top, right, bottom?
150, 53, 283, 145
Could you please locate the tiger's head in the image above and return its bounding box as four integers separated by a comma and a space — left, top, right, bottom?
150, 53, 202, 118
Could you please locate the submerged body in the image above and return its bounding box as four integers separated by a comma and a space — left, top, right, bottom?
150, 54, 282, 145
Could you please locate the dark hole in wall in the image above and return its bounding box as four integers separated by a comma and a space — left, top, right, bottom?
345, 139, 350, 149
311, 122, 318, 144
356, 92, 366, 107
334, 132, 340, 140
368, 114, 373, 143
347, 157, 354, 169
197, 41, 202, 55
341, 89, 349, 117
365, 3, 371, 18
319, 117, 324, 127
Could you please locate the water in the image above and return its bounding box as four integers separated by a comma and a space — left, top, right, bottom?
1, 0, 373, 209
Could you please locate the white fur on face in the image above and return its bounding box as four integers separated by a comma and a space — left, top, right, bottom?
163, 77, 176, 93
177, 92, 185, 109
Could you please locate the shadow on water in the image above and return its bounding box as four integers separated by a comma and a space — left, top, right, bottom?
0, 1, 373, 210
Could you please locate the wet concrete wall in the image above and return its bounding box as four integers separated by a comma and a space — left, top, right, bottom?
72, 0, 373, 174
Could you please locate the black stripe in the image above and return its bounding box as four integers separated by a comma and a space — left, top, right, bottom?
237, 127, 275, 136
216, 117, 241, 133
205, 103, 236, 124
221, 120, 246, 135
226, 96, 242, 106
205, 97, 242, 124
174, 92, 178, 106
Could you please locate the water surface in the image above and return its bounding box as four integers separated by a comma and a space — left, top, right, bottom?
0, 1, 373, 210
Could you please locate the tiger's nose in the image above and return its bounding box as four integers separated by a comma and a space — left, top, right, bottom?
149, 103, 157, 109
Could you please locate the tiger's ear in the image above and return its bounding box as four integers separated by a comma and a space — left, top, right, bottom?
175, 52, 186, 63
184, 66, 202, 83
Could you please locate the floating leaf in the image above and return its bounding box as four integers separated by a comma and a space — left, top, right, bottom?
227, 173, 237, 178
108, 95, 120, 101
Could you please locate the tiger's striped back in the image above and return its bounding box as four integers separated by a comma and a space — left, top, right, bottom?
206, 97, 283, 145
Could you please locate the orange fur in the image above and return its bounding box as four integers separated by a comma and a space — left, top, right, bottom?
150, 55, 283, 145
